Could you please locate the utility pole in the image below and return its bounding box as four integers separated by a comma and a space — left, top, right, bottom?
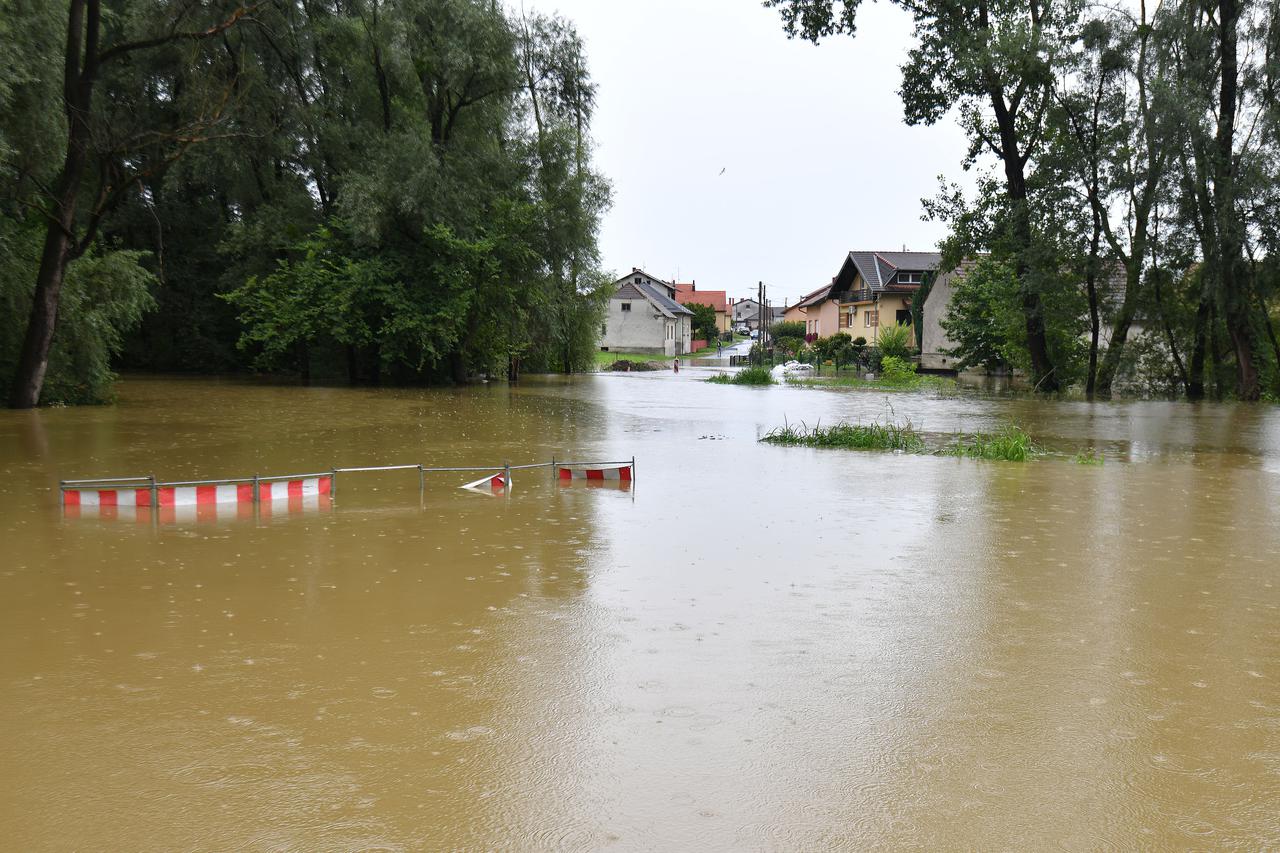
757, 281, 764, 365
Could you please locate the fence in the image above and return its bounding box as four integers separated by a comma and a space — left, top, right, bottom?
60, 457, 635, 517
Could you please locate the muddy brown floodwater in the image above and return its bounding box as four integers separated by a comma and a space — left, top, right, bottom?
2, 372, 1280, 850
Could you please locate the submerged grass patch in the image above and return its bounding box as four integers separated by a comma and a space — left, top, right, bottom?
761, 419, 926, 452
785, 372, 956, 394
761, 418, 1044, 462
707, 366, 774, 386
939, 424, 1038, 461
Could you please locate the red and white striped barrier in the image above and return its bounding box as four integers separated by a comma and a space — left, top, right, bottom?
557, 463, 632, 481
62, 486, 152, 510
257, 475, 332, 502
460, 472, 510, 494
62, 475, 334, 522
60, 458, 634, 520
62, 485, 158, 523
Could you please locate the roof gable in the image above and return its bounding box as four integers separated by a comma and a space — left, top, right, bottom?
838, 250, 943, 293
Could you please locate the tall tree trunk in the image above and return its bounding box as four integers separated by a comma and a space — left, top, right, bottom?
9, 0, 96, 409
1213, 0, 1260, 399
1084, 212, 1101, 398
990, 91, 1058, 392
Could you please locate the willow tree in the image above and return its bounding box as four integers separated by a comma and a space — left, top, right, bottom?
767, 0, 1081, 391
6, 0, 251, 408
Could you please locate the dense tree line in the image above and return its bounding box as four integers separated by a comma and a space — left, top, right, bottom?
771, 0, 1280, 399
1, 0, 610, 407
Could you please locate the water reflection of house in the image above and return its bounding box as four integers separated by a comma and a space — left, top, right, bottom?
599, 269, 693, 356
674, 282, 731, 333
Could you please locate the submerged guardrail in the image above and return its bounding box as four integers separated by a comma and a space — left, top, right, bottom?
59, 457, 635, 520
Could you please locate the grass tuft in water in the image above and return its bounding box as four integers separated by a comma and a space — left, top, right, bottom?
761, 418, 926, 452
941, 424, 1038, 461
1074, 450, 1104, 465
707, 366, 774, 386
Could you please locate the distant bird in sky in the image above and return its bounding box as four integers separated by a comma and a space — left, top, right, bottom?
718, 167, 726, 176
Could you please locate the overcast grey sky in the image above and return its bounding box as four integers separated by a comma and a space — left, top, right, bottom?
543, 0, 973, 304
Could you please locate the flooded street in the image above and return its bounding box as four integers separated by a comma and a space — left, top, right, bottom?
3, 372, 1280, 850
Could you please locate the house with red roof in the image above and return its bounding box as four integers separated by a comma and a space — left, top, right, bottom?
674, 282, 731, 334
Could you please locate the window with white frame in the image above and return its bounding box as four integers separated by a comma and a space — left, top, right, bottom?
865, 310, 879, 328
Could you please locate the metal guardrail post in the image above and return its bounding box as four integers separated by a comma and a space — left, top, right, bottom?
504, 461, 511, 490
149, 474, 158, 510
330, 468, 337, 501
418, 464, 425, 493
252, 474, 260, 504
632, 456, 636, 480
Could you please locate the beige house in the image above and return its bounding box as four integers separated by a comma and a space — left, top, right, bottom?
832, 251, 941, 347
789, 280, 841, 338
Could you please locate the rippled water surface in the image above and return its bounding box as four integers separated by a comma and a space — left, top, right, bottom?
3, 373, 1280, 850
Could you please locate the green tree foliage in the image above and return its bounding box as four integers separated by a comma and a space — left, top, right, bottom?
770, 320, 806, 340
1, 218, 155, 404
769, 0, 1080, 391
1, 0, 612, 403
769, 0, 1280, 400
686, 303, 720, 343
940, 258, 1023, 372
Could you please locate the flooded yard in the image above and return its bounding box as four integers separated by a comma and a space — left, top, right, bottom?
2, 371, 1279, 849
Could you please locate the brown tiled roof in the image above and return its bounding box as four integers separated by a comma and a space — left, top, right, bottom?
675, 284, 728, 313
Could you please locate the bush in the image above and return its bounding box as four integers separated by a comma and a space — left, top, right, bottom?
863, 346, 884, 373
771, 320, 806, 340
876, 322, 913, 359
707, 365, 774, 385
775, 335, 804, 356
880, 354, 918, 385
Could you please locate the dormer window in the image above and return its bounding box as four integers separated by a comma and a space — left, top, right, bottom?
898, 272, 924, 284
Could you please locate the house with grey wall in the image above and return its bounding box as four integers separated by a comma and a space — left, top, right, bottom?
919, 261, 971, 372
920, 258, 1132, 373
730, 298, 784, 331
599, 269, 693, 356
